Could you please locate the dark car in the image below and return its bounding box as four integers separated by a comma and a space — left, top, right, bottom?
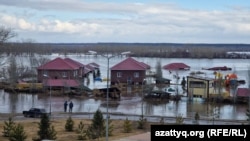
22, 108, 49, 118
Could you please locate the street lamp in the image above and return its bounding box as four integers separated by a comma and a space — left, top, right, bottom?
88, 50, 130, 141
141, 79, 146, 118
43, 74, 52, 117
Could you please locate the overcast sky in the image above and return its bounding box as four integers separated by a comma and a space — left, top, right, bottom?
1, 0, 250, 43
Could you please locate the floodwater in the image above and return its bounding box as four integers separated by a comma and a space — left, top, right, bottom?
0, 54, 250, 121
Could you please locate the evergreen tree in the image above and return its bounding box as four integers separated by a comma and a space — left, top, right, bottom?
137, 115, 147, 129
176, 114, 184, 125
194, 112, 200, 124
108, 118, 114, 136
2, 117, 15, 137
87, 109, 105, 139
155, 60, 163, 80
246, 109, 250, 123
159, 117, 164, 125
65, 116, 74, 132
33, 114, 57, 141
9, 124, 27, 141
123, 117, 132, 133
77, 121, 87, 140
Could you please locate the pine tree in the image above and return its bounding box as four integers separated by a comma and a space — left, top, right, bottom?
194, 112, 200, 124
123, 117, 132, 133
33, 114, 57, 141
108, 118, 114, 136
2, 117, 15, 137
87, 109, 105, 139
159, 117, 164, 125
9, 124, 27, 141
176, 114, 184, 125
77, 121, 87, 140
246, 109, 250, 123
137, 114, 147, 129
65, 116, 74, 132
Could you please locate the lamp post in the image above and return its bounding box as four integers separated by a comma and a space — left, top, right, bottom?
141, 79, 146, 118
88, 51, 130, 141
43, 74, 52, 117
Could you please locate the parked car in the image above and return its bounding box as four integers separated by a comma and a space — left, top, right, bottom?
22, 108, 49, 118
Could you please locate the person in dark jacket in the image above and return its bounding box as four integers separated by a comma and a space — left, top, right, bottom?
64, 101, 68, 112
69, 101, 73, 113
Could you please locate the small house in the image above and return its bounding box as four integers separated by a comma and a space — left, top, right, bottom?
163, 62, 190, 71
37, 57, 90, 91
110, 57, 149, 85
187, 76, 214, 99
236, 88, 250, 103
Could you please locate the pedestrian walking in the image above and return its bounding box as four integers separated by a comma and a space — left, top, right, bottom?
69, 101, 73, 113
64, 101, 68, 112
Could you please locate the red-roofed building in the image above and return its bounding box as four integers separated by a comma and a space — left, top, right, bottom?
163, 63, 190, 70
236, 88, 250, 103
37, 57, 86, 88
110, 57, 149, 85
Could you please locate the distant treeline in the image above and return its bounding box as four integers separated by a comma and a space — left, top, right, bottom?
1, 42, 250, 59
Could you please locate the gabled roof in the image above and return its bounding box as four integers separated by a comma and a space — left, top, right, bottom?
111, 57, 148, 71
37, 57, 79, 70
64, 58, 85, 67
43, 79, 80, 87
88, 62, 100, 68
163, 63, 190, 70
140, 62, 151, 69
85, 64, 95, 71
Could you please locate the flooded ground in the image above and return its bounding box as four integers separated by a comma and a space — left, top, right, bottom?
0, 89, 248, 121
0, 54, 250, 121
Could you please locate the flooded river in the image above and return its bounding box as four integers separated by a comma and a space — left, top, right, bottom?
0, 54, 250, 121
0, 89, 248, 121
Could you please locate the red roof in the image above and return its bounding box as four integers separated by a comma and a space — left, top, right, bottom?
140, 62, 151, 69
85, 64, 95, 71
43, 79, 80, 87
37, 57, 79, 70
237, 88, 250, 97
64, 58, 85, 67
88, 62, 100, 68
163, 63, 190, 70
206, 66, 232, 71
111, 57, 148, 70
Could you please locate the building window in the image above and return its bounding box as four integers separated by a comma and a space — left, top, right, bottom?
134, 72, 139, 78
43, 71, 48, 77
189, 81, 206, 88
62, 72, 67, 78
117, 72, 122, 77
73, 70, 78, 77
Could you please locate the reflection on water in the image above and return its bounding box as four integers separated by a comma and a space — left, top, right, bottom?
0, 90, 248, 120
0, 56, 250, 121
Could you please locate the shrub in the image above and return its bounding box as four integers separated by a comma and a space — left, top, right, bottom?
65, 116, 74, 132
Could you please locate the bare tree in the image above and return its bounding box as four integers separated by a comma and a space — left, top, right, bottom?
0, 26, 16, 45
7, 56, 18, 89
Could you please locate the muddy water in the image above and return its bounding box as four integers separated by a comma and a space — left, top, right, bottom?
0, 89, 248, 120
0, 55, 250, 120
